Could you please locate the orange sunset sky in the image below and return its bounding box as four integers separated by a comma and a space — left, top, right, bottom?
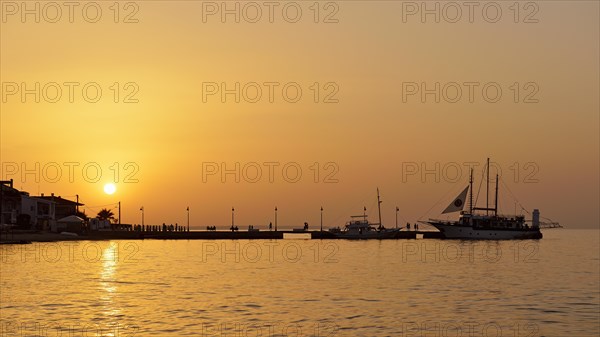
1, 1, 598, 229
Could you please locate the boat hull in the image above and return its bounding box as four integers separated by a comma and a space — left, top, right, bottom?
429, 223, 542, 240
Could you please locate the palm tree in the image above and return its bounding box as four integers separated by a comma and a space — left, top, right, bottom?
96, 208, 115, 223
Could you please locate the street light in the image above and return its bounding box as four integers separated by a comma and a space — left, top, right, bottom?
320, 206, 323, 232
274, 207, 278, 232
396, 206, 399, 229
140, 206, 144, 227
231, 207, 235, 228
187, 206, 190, 232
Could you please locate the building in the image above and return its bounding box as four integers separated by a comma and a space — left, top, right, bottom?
56, 215, 85, 233
0, 179, 20, 226
1, 180, 57, 230
35, 194, 84, 220
20, 194, 56, 230
0, 181, 91, 232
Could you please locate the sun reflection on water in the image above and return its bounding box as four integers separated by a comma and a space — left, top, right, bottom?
99, 243, 122, 336
101, 245, 117, 292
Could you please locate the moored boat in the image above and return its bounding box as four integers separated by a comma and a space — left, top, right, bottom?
425, 159, 547, 240
329, 189, 400, 239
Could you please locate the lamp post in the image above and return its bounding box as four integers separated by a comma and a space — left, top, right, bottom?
0, 183, 3, 226
118, 201, 121, 225
187, 206, 190, 232
231, 207, 235, 228
320, 206, 323, 232
140, 206, 144, 227
274, 207, 278, 232
395, 206, 399, 229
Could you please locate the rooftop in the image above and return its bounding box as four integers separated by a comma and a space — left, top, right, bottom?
34, 195, 84, 206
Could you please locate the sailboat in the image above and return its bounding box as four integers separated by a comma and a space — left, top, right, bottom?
329, 188, 400, 239
424, 159, 543, 240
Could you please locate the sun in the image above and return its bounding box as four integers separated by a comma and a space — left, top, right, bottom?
103, 183, 117, 195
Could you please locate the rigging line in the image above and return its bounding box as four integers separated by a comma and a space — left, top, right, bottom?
498, 176, 516, 200
326, 213, 345, 228
368, 198, 378, 215
393, 200, 410, 225
499, 176, 521, 204
324, 189, 377, 227
397, 211, 410, 227
417, 181, 467, 221
499, 177, 530, 215
356, 190, 377, 217
474, 165, 485, 207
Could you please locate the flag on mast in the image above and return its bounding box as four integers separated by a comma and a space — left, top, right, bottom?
442, 186, 469, 214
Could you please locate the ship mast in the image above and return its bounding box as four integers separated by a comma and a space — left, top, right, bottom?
473, 160, 497, 215
494, 173, 499, 216
486, 158, 490, 216
469, 168, 473, 215
377, 188, 383, 226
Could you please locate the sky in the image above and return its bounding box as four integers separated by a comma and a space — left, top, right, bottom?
1, 0, 598, 229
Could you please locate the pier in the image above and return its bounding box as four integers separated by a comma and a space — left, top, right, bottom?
89, 229, 444, 240
0, 228, 443, 243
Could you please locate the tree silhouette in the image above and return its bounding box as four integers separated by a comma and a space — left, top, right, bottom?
96, 208, 115, 223
75, 210, 87, 219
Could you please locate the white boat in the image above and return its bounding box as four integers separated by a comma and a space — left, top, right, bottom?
329, 189, 400, 239
425, 159, 544, 240
427, 216, 542, 240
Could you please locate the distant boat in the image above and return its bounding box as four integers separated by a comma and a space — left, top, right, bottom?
329, 189, 400, 239
425, 159, 544, 240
